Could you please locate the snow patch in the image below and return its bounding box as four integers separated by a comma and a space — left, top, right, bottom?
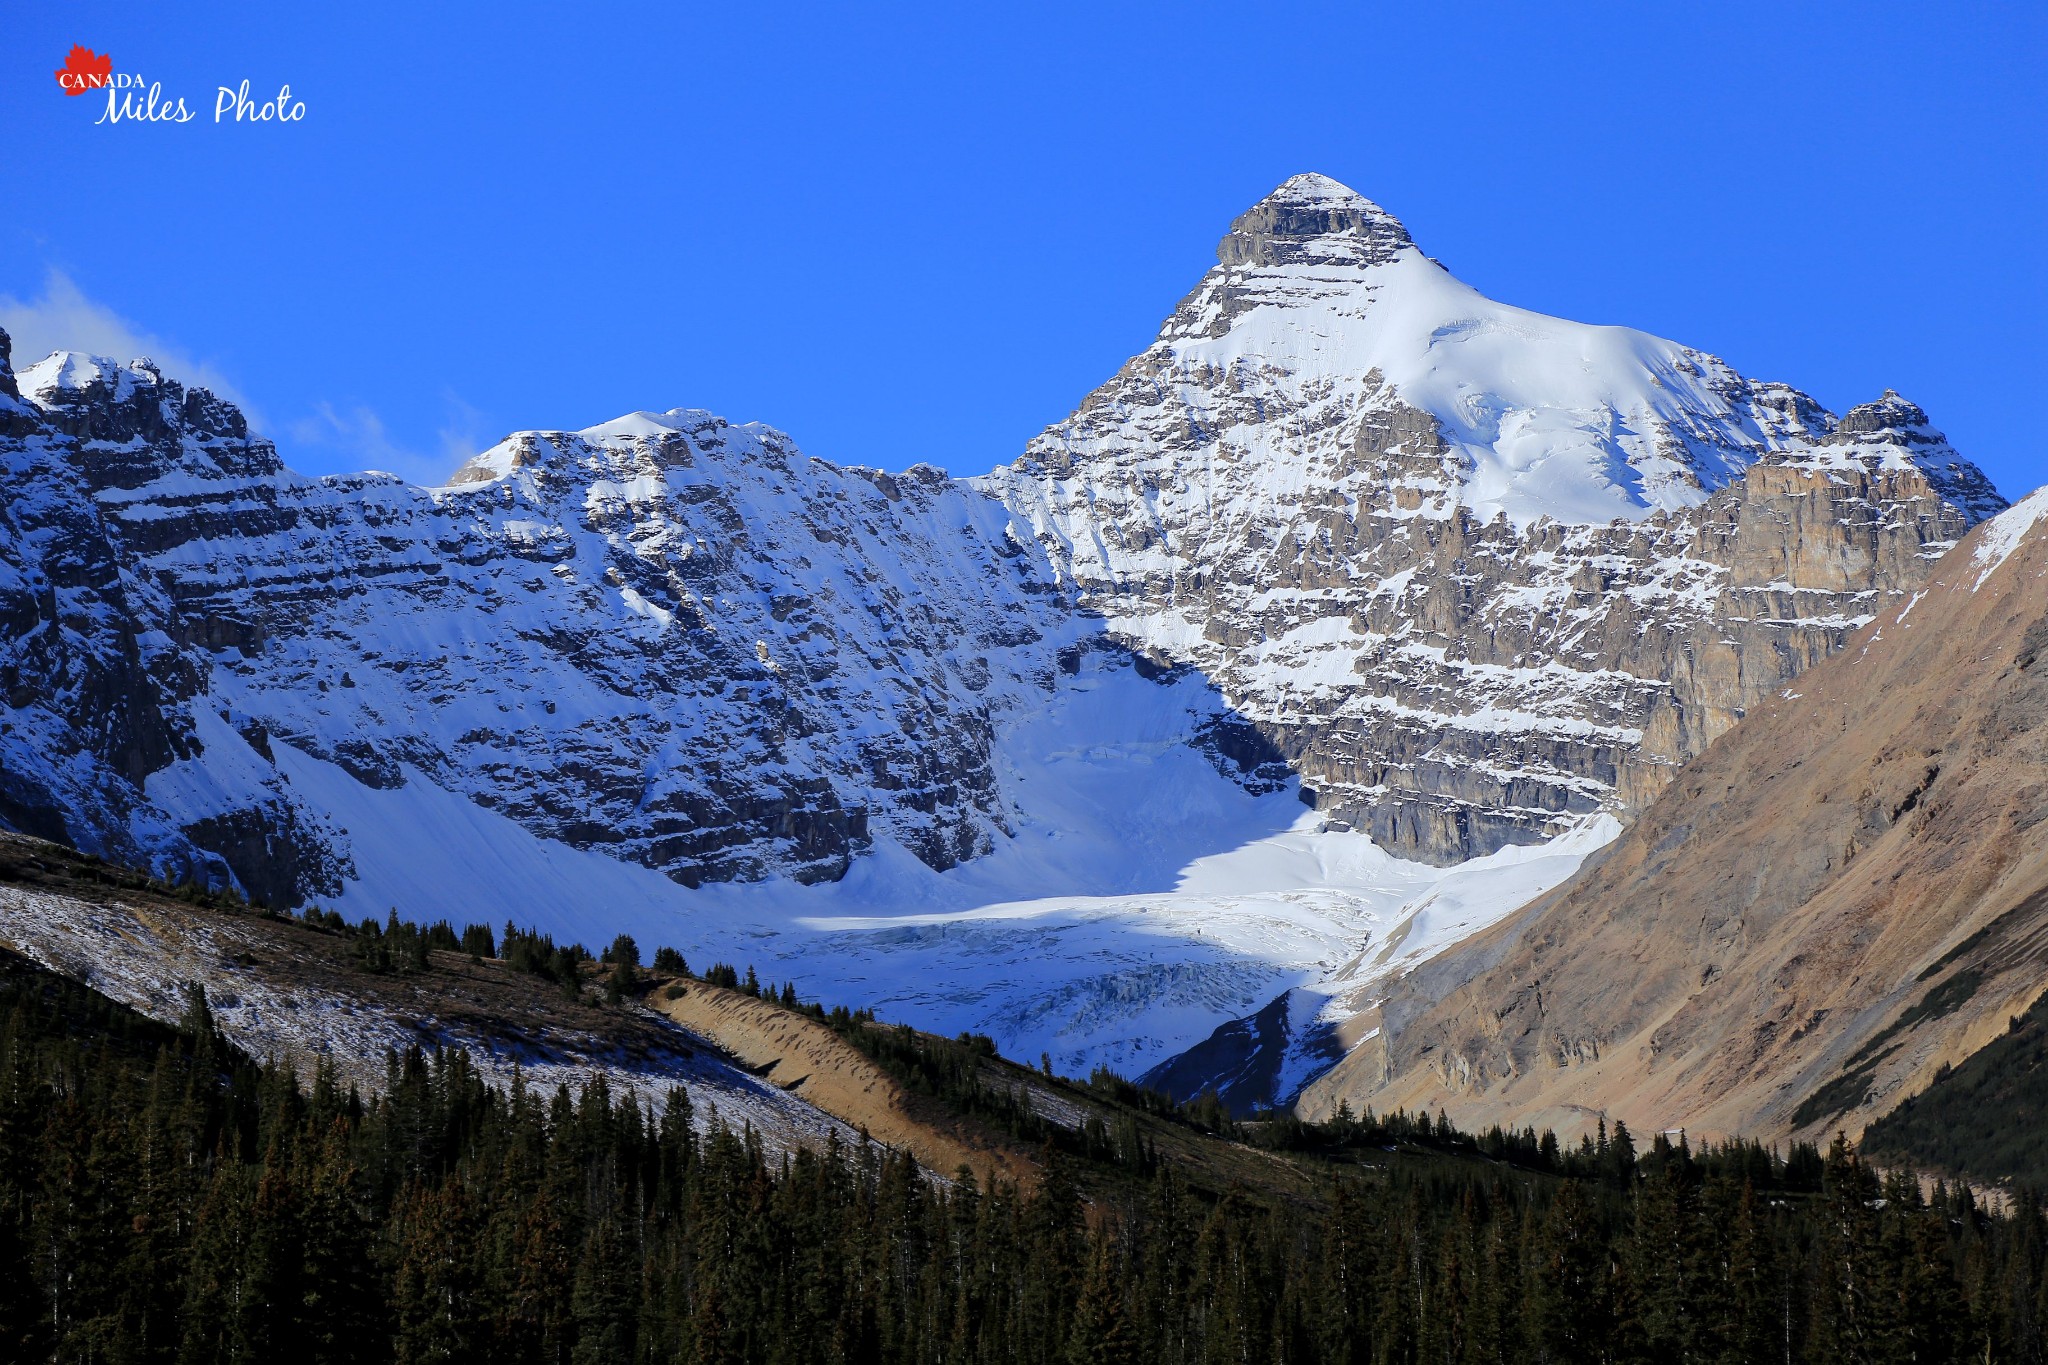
1971, 485, 2048, 590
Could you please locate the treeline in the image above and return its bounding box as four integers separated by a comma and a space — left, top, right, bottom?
1863, 986, 2048, 1191
291, 904, 652, 1006
287, 904, 1835, 1192
1244, 1103, 1832, 1193
271, 895, 2048, 1198
5, 952, 2048, 1364
818, 1015, 1164, 1176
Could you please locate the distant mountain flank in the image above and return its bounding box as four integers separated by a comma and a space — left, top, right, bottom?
1303, 489, 2048, 1143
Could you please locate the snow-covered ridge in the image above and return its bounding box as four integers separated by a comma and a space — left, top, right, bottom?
1782, 389, 2005, 523
19, 350, 133, 399
1970, 484, 2048, 589
0, 337, 1076, 904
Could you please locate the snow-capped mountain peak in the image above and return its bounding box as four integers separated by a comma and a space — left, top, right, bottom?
1135, 174, 1837, 526
985, 177, 2003, 866
17, 349, 126, 399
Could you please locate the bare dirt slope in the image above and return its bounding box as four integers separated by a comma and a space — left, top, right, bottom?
648, 981, 1037, 1187
647, 982, 1326, 1198
1301, 494, 2048, 1145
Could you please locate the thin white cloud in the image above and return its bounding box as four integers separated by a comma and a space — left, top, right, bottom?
0, 269, 260, 419
0, 270, 494, 488
286, 401, 459, 488
435, 389, 493, 470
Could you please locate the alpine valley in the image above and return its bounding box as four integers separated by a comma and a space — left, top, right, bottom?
1, 173, 2034, 1148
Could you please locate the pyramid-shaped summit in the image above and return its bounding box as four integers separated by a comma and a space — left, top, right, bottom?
1219, 173, 1417, 269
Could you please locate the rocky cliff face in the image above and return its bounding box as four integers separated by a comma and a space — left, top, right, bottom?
0, 343, 341, 904
983, 174, 2003, 863
1300, 491, 2048, 1141
0, 341, 1064, 903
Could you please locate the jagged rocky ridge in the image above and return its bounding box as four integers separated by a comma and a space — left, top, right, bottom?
0, 172, 2006, 943
0, 336, 1081, 903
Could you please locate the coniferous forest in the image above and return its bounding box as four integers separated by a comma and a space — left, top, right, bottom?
4, 950, 2048, 1365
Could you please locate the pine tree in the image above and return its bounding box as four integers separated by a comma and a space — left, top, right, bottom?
391, 1182, 483, 1363
1314, 1180, 1374, 1365
1812, 1134, 1884, 1365
297, 1122, 384, 1364
571, 1204, 639, 1364
178, 1161, 255, 1365
1531, 1179, 1613, 1363
1629, 1134, 1699, 1361
1065, 1227, 1138, 1365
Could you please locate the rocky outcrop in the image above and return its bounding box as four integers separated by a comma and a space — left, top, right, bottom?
1137, 986, 1342, 1116
0, 345, 329, 897
1299, 491, 2048, 1141
984, 174, 2003, 863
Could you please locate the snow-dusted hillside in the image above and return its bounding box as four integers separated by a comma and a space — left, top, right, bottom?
0, 877, 857, 1157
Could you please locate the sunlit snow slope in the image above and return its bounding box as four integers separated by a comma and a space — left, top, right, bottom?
273, 650, 1612, 1081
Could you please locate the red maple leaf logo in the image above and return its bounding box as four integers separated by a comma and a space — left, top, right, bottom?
54, 46, 112, 96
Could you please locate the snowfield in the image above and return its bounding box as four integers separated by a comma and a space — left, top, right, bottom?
277, 655, 1614, 1079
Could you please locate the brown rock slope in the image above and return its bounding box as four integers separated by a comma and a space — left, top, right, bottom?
647, 981, 1037, 1188
1300, 491, 2048, 1143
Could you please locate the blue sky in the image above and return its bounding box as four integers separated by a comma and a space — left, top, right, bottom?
1, 1, 2043, 495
